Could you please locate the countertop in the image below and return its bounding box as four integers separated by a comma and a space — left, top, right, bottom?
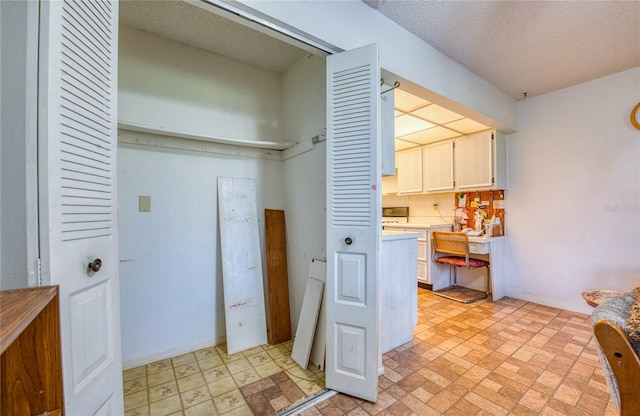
383, 223, 451, 229
382, 230, 421, 241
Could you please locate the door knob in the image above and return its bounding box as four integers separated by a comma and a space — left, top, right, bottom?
345, 237, 353, 245
87, 258, 102, 275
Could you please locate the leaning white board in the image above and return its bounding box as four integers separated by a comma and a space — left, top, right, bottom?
217, 177, 267, 355
291, 275, 324, 369
309, 259, 327, 370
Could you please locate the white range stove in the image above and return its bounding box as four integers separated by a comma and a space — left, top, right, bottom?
382, 206, 409, 225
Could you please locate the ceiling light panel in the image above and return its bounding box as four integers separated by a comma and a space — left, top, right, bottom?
443, 118, 490, 134
412, 104, 464, 125
395, 114, 435, 137
399, 126, 462, 145
394, 89, 430, 112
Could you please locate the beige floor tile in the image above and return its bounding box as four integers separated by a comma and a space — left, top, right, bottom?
124, 390, 148, 412
147, 359, 172, 374
203, 365, 230, 384
125, 405, 149, 416
213, 390, 247, 413
183, 400, 219, 416
208, 376, 238, 398
148, 395, 183, 416
274, 354, 297, 370
174, 362, 201, 379
180, 385, 212, 409
172, 352, 196, 367
197, 355, 224, 371
194, 347, 219, 361
296, 379, 324, 396
123, 376, 148, 395
225, 357, 251, 375
220, 404, 253, 416
123, 366, 147, 381
149, 381, 179, 403
254, 361, 282, 378
148, 368, 176, 388
241, 345, 265, 357
246, 350, 272, 367
231, 368, 261, 387
177, 373, 206, 392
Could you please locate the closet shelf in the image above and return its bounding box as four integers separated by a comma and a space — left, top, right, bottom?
118, 121, 295, 151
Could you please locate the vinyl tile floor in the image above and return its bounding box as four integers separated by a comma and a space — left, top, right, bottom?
123, 340, 325, 416
124, 288, 616, 416
301, 288, 617, 416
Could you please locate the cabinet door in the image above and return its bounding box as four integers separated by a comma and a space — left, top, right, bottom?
423, 140, 454, 192
397, 147, 423, 194
381, 175, 398, 194
455, 130, 494, 189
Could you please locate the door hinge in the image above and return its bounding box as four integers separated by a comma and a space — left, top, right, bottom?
37, 257, 43, 287
491, 133, 495, 140
492, 177, 495, 184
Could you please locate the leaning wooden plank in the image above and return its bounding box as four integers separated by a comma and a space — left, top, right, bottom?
265, 209, 292, 344
217, 177, 267, 355
291, 276, 324, 369
309, 259, 327, 370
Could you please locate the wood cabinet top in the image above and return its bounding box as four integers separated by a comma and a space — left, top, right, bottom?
0, 286, 59, 354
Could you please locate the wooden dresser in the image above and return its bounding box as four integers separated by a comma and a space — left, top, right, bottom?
1, 286, 64, 415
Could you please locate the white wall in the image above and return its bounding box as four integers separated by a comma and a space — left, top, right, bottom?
241, 0, 517, 132
507, 68, 640, 314
281, 54, 327, 329
118, 138, 284, 367
117, 27, 290, 367
0, 0, 37, 290
119, 25, 284, 144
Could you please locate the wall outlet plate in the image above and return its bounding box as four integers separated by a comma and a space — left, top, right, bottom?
139, 195, 151, 212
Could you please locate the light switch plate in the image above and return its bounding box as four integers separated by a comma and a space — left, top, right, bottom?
493, 200, 505, 209
139, 195, 151, 212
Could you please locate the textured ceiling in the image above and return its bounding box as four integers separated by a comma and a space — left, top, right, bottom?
119, 0, 307, 73
367, 0, 640, 99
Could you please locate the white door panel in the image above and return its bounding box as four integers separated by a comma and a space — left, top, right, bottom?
326, 43, 380, 402
38, 0, 123, 414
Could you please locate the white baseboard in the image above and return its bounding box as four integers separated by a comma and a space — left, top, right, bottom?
122, 336, 226, 370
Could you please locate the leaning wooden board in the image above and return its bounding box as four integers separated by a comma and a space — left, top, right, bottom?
309, 259, 327, 370
291, 275, 324, 369
265, 209, 292, 344
217, 177, 267, 355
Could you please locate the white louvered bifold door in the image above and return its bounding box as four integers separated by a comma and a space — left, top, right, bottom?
38, 0, 123, 414
325, 44, 381, 402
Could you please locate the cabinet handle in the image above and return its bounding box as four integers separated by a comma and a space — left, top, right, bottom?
345, 237, 353, 245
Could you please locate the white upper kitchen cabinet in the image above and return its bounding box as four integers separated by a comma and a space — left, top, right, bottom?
423, 140, 454, 192
397, 147, 423, 194
455, 130, 507, 190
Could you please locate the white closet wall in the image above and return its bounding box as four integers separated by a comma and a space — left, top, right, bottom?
117, 26, 287, 367
118, 25, 283, 144
281, 54, 327, 330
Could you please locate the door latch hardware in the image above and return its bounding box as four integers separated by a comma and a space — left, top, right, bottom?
87, 258, 102, 276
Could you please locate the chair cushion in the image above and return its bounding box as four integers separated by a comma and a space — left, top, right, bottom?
591, 290, 639, 412
627, 287, 640, 343
436, 256, 489, 268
